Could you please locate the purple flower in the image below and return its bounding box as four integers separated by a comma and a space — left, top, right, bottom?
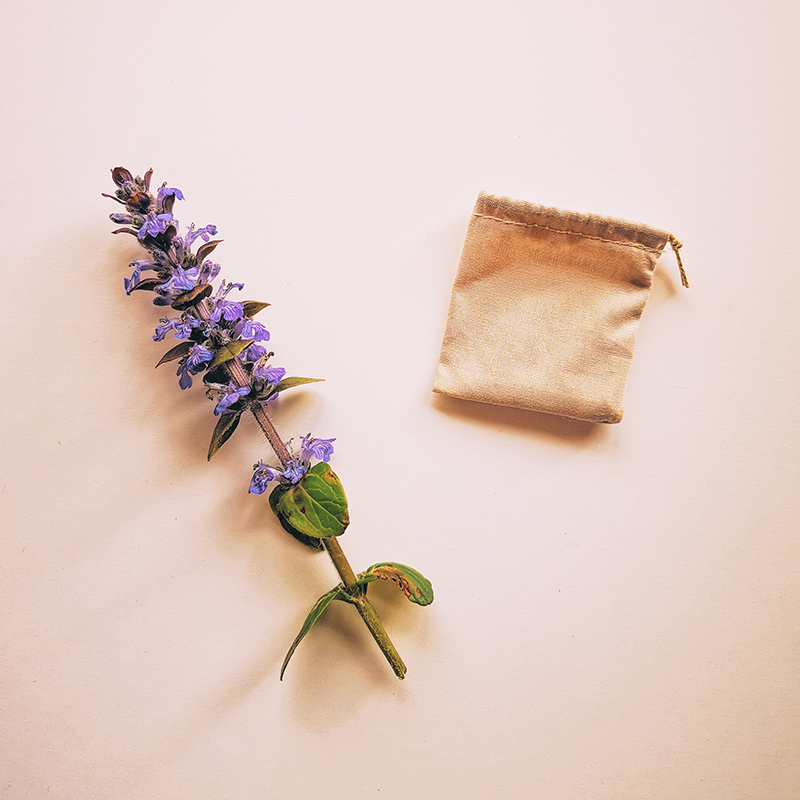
249, 461, 284, 494
236, 318, 270, 342
154, 315, 200, 341
176, 344, 213, 390
197, 259, 220, 284
138, 210, 174, 239
185, 224, 218, 248
283, 460, 307, 484
124, 259, 155, 294
241, 343, 268, 363
175, 317, 202, 338
157, 186, 184, 203
210, 299, 244, 323
300, 435, 335, 463
214, 383, 251, 414
254, 363, 286, 386
157, 264, 200, 294
208, 280, 245, 323
154, 317, 181, 341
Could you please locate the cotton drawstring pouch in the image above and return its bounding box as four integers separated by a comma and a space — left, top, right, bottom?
433, 193, 688, 423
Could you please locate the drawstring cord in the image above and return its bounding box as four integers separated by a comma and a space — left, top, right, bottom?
669, 235, 689, 288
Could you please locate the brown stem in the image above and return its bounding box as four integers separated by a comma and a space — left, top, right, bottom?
249, 401, 292, 467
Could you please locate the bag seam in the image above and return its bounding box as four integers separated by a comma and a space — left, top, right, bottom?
471, 212, 665, 256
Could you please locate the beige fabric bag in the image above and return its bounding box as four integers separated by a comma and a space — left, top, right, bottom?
433, 193, 687, 423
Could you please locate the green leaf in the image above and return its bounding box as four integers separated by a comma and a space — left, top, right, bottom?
277, 513, 325, 551
242, 301, 270, 318
275, 376, 324, 392
275, 462, 349, 539
356, 563, 434, 606
208, 339, 254, 369
281, 586, 353, 679
256, 376, 323, 402
207, 410, 243, 460
269, 485, 324, 551
156, 340, 193, 367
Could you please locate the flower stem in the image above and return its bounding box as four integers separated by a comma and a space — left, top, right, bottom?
250, 401, 292, 467
253, 406, 407, 678
325, 537, 407, 679
193, 293, 407, 678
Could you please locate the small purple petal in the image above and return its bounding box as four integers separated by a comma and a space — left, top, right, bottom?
157, 186, 184, 203
238, 318, 270, 342
254, 363, 286, 386
241, 343, 267, 363
214, 383, 251, 415
153, 317, 180, 341
283, 460, 307, 484
249, 461, 283, 494
300, 435, 336, 463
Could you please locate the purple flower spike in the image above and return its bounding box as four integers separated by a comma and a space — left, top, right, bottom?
249, 461, 283, 494
300, 435, 336, 464
214, 383, 251, 415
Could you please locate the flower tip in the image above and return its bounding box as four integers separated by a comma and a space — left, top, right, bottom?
111, 166, 133, 186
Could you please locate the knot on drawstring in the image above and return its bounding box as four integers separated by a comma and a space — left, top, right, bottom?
668, 235, 689, 288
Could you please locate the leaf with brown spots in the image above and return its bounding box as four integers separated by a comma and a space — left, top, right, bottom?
356, 563, 434, 606
274, 462, 349, 539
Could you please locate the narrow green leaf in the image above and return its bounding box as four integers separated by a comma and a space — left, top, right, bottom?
256, 376, 323, 403
242, 301, 270, 318
356, 563, 434, 606
208, 339, 254, 369
274, 376, 323, 393
281, 586, 348, 680
207, 410, 243, 460
156, 340, 193, 367
275, 462, 349, 539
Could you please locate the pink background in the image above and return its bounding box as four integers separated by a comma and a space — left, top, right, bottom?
2, 2, 798, 798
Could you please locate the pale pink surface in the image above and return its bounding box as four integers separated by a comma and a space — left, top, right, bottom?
1, 2, 798, 798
